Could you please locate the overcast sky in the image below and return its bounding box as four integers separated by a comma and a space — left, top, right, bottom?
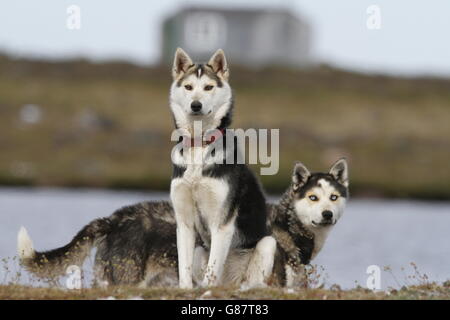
1, 0, 449, 76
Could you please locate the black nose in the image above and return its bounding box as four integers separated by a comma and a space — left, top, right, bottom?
191, 101, 202, 112
322, 210, 333, 220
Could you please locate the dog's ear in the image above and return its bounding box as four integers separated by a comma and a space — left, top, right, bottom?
208, 49, 229, 81
172, 48, 193, 79
329, 158, 349, 187
292, 162, 310, 191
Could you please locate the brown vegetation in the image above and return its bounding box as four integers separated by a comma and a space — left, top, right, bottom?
0, 54, 449, 198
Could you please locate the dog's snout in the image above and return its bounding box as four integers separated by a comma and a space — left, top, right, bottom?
322, 210, 333, 220
191, 101, 202, 112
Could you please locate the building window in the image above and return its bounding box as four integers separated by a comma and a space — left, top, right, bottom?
184, 12, 227, 53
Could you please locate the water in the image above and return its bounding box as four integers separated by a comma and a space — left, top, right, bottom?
0, 188, 449, 289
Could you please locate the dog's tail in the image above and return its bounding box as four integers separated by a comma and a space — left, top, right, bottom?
17, 218, 111, 279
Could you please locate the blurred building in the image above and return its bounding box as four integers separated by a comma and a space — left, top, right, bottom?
161, 6, 311, 68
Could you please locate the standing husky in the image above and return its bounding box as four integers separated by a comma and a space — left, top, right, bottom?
169, 48, 271, 288
17, 159, 349, 288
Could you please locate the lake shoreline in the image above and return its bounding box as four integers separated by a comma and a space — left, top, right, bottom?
1, 185, 450, 202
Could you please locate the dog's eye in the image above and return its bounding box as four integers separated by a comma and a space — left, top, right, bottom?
184, 85, 193, 91
330, 194, 339, 201
309, 195, 319, 201
204, 85, 214, 91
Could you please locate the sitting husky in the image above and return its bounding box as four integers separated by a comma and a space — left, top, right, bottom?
169, 48, 270, 288
17, 159, 349, 288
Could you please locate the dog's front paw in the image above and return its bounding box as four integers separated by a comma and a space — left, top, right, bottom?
201, 273, 219, 288
179, 279, 193, 289
95, 280, 109, 289
239, 281, 268, 292
200, 278, 214, 288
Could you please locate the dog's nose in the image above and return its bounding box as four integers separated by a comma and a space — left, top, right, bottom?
191, 101, 202, 112
322, 210, 333, 220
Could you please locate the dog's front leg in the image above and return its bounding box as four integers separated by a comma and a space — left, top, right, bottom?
202, 220, 235, 287
171, 179, 196, 289
192, 246, 208, 285
176, 221, 195, 289
285, 264, 308, 289
241, 236, 277, 289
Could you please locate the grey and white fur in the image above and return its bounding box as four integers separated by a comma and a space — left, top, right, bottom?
17, 159, 349, 288
169, 48, 271, 288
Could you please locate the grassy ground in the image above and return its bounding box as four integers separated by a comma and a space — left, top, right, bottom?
0, 283, 449, 300
0, 54, 449, 198
1, 257, 447, 300
0, 257, 448, 300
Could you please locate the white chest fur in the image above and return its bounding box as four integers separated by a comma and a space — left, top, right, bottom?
171, 146, 231, 234
173, 145, 223, 175
309, 227, 330, 260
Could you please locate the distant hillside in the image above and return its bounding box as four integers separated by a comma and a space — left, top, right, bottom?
0, 54, 449, 199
